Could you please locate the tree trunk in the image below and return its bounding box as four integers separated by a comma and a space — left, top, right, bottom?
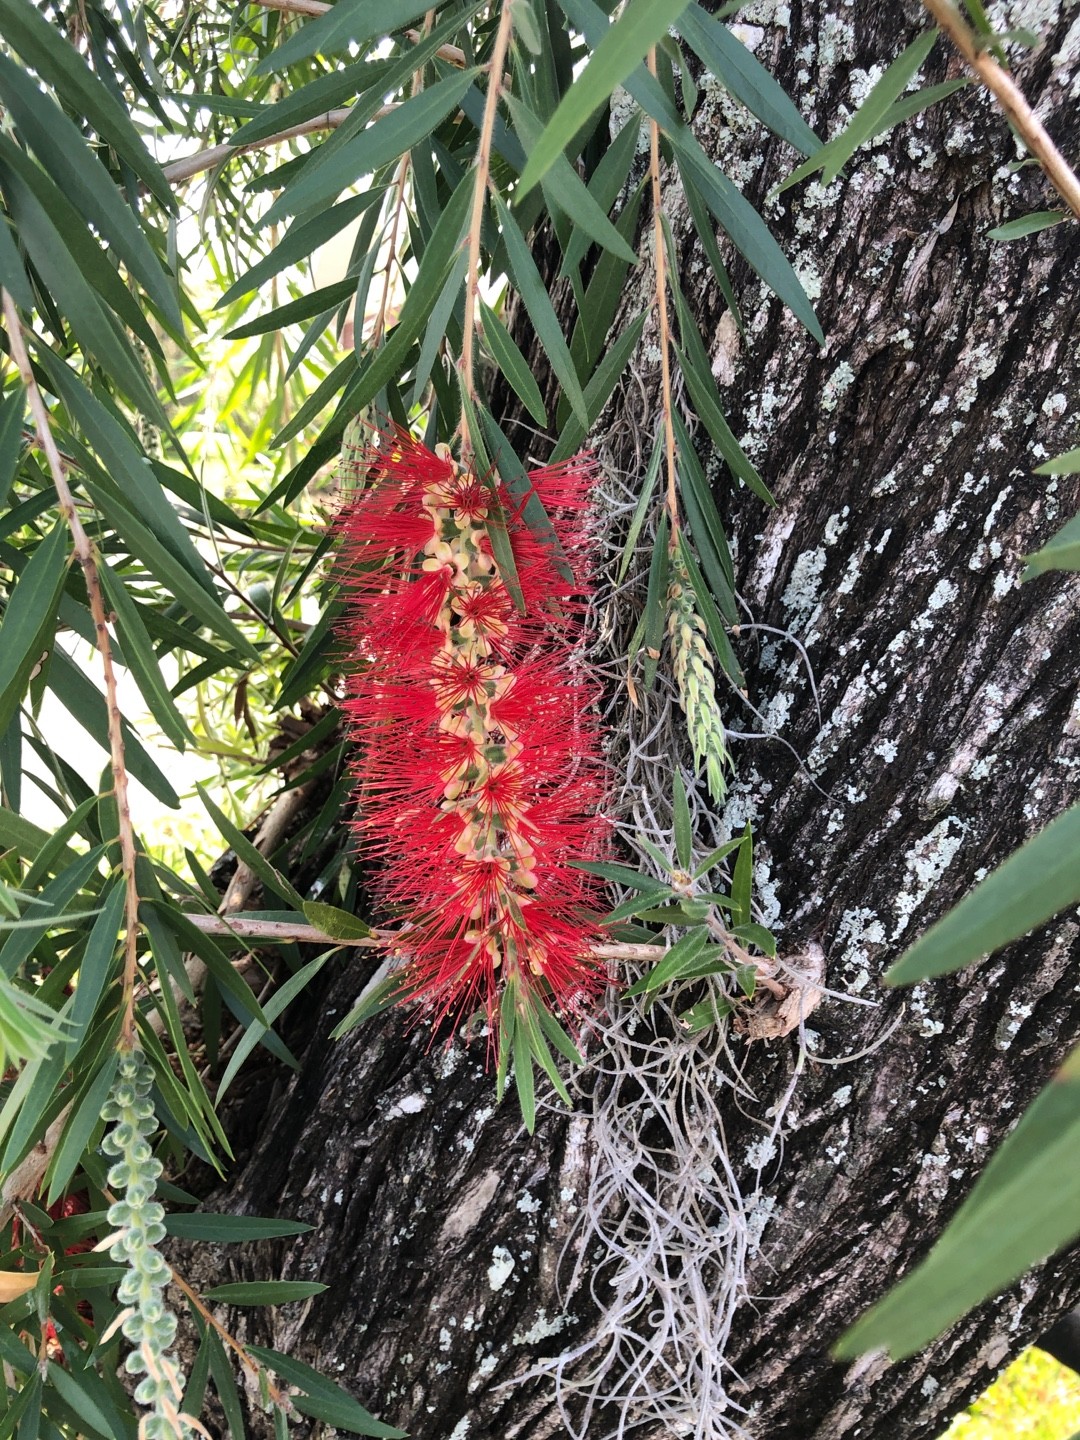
175, 6, 1080, 1439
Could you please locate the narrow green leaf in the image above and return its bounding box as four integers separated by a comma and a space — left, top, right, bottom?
519, 0, 692, 194
0, 518, 68, 738
1034, 448, 1080, 475
778, 28, 939, 192
219, 193, 383, 306
692, 837, 745, 877
671, 332, 773, 504
674, 137, 823, 343
625, 927, 710, 996
207, 1332, 247, 1440
0, 214, 32, 310
97, 564, 194, 750
987, 211, 1067, 240
506, 94, 638, 264
732, 921, 776, 957
155, 906, 271, 1030
835, 1047, 1080, 1361
336, 170, 473, 423
302, 902, 373, 940
80, 477, 260, 664
0, 0, 174, 208
886, 804, 1080, 985
195, 786, 305, 911
574, 860, 671, 891
549, 310, 648, 463
246, 1345, 406, 1438
675, 534, 744, 689
478, 300, 547, 426
478, 404, 572, 581
45, 1049, 120, 1203
730, 823, 752, 926
677, 3, 820, 155
256, 0, 434, 71
672, 770, 692, 870
617, 433, 662, 583
564, 110, 643, 274
641, 509, 669, 692
0, 158, 162, 416
265, 69, 477, 226
494, 192, 589, 427
204, 1281, 328, 1305
48, 649, 180, 809
533, 1002, 584, 1067
0, 385, 25, 510
513, 1016, 536, 1133
329, 971, 409, 1039
226, 279, 356, 340
0, 54, 181, 330
1023, 510, 1080, 577
66, 882, 126, 1054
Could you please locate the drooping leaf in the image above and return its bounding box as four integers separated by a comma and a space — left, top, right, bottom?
886, 804, 1080, 985
1023, 510, 1080, 577
777, 28, 940, 192
835, 1045, 1080, 1360
521, 0, 692, 194
677, 3, 820, 156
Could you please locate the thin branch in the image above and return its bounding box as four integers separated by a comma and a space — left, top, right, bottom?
183, 911, 668, 962
163, 109, 357, 186
922, 0, 1080, 219
646, 48, 680, 536
458, 1, 514, 448
244, 0, 468, 68
2, 290, 142, 1050
168, 1263, 288, 1407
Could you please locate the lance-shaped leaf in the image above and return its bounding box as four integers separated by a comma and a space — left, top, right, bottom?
520, 0, 692, 194
0, 517, 68, 737
836, 1045, 1080, 1360
886, 804, 1080, 985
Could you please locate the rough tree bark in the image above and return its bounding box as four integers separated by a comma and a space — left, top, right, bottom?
175, 5, 1080, 1438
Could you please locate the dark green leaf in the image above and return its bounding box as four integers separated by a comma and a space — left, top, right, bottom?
0, 54, 181, 330
641, 509, 669, 692
1034, 448, 1080, 475
0, 0, 174, 208
478, 300, 547, 426
265, 69, 478, 226
672, 770, 692, 870
48, 649, 180, 809
302, 901, 373, 940
730, 822, 752, 926
625, 927, 710, 995
256, 0, 434, 71
247, 1345, 406, 1438
549, 310, 648, 463
204, 1281, 327, 1305
988, 210, 1067, 240
0, 518, 67, 738
219, 193, 383, 307
574, 860, 671, 891
835, 1046, 1080, 1360
678, 3, 820, 155
97, 563, 194, 750
1023, 510, 1080, 577
519, 0, 692, 194
0, 386, 24, 511
494, 192, 589, 427
45, 1049, 120, 1203
886, 803, 1080, 985
66, 882, 125, 1054
778, 29, 940, 192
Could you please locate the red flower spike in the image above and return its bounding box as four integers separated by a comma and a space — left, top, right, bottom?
337, 429, 609, 1050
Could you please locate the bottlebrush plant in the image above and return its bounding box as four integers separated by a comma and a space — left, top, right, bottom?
333, 428, 610, 1127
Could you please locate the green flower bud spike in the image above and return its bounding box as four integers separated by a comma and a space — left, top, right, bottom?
101, 1047, 196, 1440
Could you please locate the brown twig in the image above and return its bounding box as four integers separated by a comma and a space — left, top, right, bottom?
458, 1, 514, 450
168, 1264, 288, 1407
646, 48, 680, 536
2, 290, 142, 1049
163, 109, 359, 186
922, 0, 1080, 219
183, 910, 669, 962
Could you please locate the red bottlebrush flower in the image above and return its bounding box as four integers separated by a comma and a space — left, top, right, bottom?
337, 429, 609, 1046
